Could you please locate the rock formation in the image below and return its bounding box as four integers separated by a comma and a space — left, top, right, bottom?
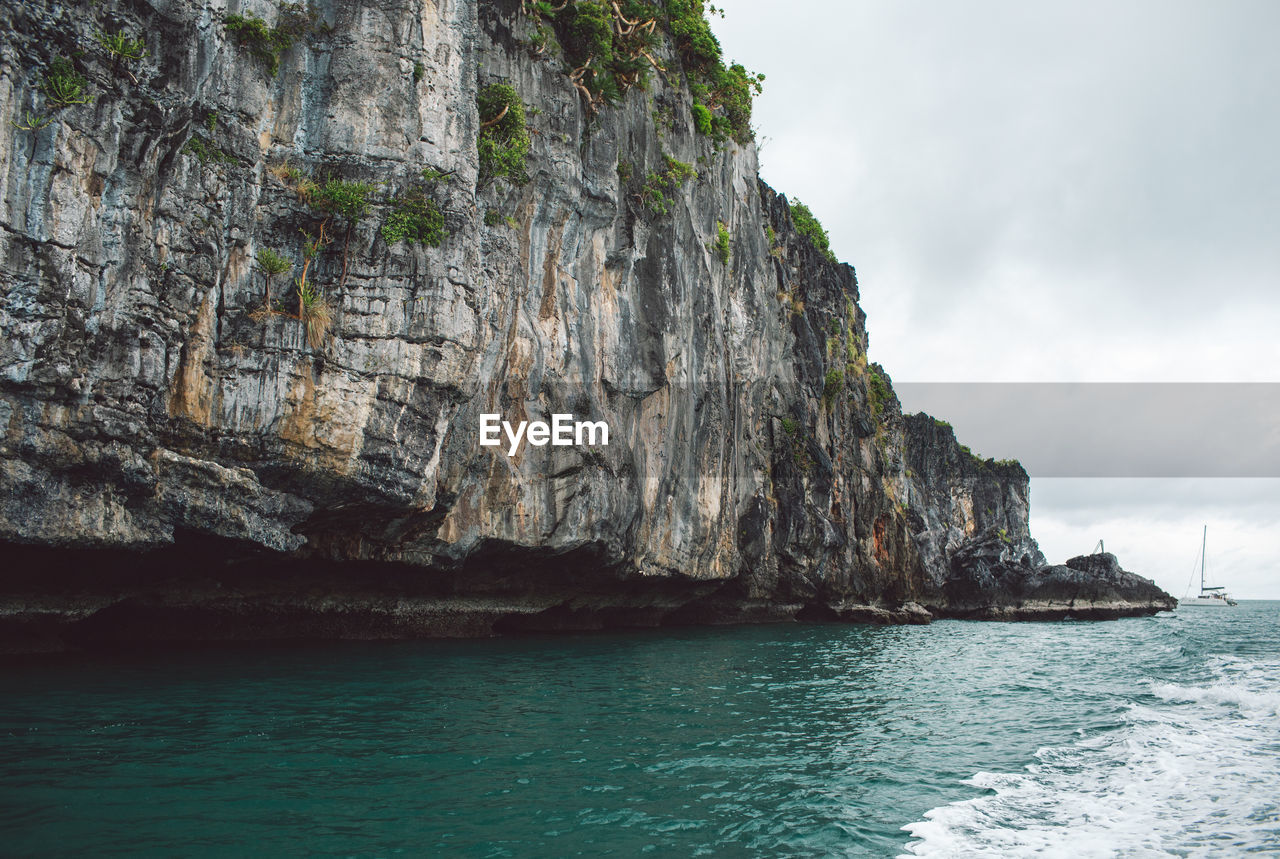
0, 0, 1173, 649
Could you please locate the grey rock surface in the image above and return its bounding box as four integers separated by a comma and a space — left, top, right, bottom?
0, 0, 1173, 649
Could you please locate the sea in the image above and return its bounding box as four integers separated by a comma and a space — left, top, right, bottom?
2, 603, 1278, 856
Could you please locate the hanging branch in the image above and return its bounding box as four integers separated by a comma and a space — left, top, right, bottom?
612, 1, 641, 34
639, 49, 664, 73
569, 57, 599, 107
568, 57, 593, 83
479, 104, 509, 131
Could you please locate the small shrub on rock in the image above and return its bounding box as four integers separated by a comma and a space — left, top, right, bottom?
296, 278, 332, 348
712, 221, 730, 265
44, 58, 91, 107
313, 179, 375, 224
639, 154, 695, 216
823, 369, 844, 403
382, 189, 445, 246
224, 4, 312, 76
255, 247, 292, 310
477, 82, 531, 184
790, 199, 836, 264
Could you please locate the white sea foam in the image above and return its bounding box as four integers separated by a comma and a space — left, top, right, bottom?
899, 657, 1280, 857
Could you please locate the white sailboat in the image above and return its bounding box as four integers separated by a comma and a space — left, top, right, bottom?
1180, 525, 1237, 607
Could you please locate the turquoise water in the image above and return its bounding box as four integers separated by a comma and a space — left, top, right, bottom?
3, 605, 1278, 856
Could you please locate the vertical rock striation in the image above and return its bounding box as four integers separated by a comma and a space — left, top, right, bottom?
0, 0, 1172, 649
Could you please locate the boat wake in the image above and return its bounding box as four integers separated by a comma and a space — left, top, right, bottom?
900, 656, 1280, 857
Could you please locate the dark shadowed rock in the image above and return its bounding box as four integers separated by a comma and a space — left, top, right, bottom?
939, 542, 1176, 620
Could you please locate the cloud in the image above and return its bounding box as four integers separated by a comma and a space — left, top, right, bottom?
716, 0, 1280, 382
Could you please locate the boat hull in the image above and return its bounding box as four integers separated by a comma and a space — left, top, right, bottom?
1179, 597, 1236, 607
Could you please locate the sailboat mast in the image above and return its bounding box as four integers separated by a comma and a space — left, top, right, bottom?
1201, 525, 1207, 592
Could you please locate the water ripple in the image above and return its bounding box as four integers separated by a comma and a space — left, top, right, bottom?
1, 603, 1277, 855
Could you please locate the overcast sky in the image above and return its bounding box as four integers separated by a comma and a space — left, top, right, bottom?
713, 0, 1280, 597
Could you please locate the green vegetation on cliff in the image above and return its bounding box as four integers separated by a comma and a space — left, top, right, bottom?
823, 369, 844, 404
638, 154, 696, 216
382, 189, 445, 247
790, 200, 836, 263
867, 366, 890, 417
223, 3, 312, 75
94, 28, 146, 82
666, 0, 763, 141
518, 0, 762, 141
181, 135, 233, 164
295, 278, 331, 349
43, 58, 91, 107
553, 0, 661, 104
712, 221, 731, 265
312, 179, 375, 224
477, 82, 531, 184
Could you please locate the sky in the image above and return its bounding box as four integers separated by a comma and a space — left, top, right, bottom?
711, 0, 1280, 598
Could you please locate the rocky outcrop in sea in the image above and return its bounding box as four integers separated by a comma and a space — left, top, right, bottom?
0, 0, 1174, 650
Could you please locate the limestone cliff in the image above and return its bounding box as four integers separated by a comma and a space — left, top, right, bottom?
0, 0, 1172, 649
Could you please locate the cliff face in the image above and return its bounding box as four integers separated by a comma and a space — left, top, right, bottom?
901, 416, 1171, 619
902, 414, 1044, 595
0, 0, 1172, 648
